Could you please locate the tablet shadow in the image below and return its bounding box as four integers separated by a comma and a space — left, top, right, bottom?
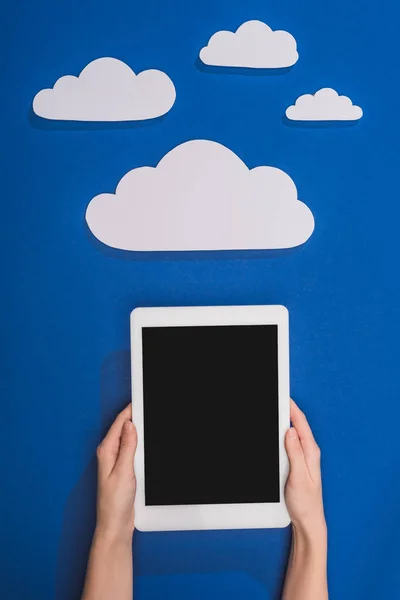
134, 527, 291, 600
135, 571, 273, 600
54, 350, 131, 600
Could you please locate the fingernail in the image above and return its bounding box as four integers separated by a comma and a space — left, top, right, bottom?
124, 421, 133, 433
288, 427, 297, 438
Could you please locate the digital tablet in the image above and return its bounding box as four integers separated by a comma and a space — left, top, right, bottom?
130, 305, 290, 531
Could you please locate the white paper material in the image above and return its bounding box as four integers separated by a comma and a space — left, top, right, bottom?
199, 20, 298, 68
33, 57, 176, 121
86, 140, 314, 252
286, 88, 363, 121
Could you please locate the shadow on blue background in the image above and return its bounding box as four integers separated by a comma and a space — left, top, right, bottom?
54, 350, 291, 600
54, 350, 132, 600
195, 57, 294, 76
282, 115, 361, 129
134, 527, 291, 600
28, 107, 170, 131
6, 1, 400, 598
85, 223, 306, 263
53, 457, 97, 600
135, 572, 272, 599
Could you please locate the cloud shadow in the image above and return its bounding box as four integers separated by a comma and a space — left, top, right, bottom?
282, 115, 361, 129
85, 221, 306, 263
195, 57, 294, 77
28, 107, 169, 131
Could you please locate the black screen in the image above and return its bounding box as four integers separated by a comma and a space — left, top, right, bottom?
142, 325, 280, 506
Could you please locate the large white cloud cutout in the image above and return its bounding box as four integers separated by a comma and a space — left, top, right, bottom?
199, 20, 298, 69
33, 57, 176, 121
286, 88, 363, 121
85, 140, 314, 252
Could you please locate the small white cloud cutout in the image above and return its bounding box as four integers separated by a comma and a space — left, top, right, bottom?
199, 20, 298, 68
33, 57, 176, 121
86, 140, 314, 252
286, 88, 363, 121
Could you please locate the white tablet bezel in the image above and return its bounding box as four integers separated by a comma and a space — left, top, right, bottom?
130, 305, 290, 531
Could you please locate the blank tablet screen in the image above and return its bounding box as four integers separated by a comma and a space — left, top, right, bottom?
142, 325, 280, 506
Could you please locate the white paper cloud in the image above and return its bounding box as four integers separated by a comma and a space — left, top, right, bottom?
33, 57, 176, 121
286, 88, 363, 121
86, 140, 314, 252
199, 20, 298, 68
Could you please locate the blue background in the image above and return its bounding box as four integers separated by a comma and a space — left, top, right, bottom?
1, 0, 399, 598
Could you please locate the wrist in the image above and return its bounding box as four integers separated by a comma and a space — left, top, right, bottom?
292, 517, 327, 549
94, 523, 134, 549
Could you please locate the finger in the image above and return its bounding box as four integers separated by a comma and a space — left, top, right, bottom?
113, 420, 138, 475
97, 404, 133, 476
103, 404, 132, 447
290, 400, 319, 454
290, 400, 321, 478
285, 427, 308, 480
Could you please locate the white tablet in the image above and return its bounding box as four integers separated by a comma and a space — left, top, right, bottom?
130, 305, 290, 532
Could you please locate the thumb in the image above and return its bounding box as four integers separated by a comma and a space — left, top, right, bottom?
285, 427, 307, 479
114, 420, 137, 474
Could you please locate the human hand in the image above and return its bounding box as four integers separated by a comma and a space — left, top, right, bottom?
285, 400, 326, 537
95, 404, 137, 544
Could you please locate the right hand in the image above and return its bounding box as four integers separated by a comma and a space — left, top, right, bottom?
284, 400, 326, 535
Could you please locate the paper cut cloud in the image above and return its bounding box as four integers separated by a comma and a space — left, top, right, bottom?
86, 140, 314, 252
199, 20, 298, 68
286, 88, 363, 121
33, 57, 176, 121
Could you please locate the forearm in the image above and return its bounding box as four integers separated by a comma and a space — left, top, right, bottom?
282, 521, 328, 600
81, 528, 133, 600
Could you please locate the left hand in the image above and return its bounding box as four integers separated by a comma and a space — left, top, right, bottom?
95, 404, 138, 544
